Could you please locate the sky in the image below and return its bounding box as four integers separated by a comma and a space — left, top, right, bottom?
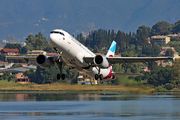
0, 0, 180, 42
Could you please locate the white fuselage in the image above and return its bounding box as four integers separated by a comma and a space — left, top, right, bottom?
48, 29, 113, 80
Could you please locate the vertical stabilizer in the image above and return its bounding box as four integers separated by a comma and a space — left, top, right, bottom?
106, 41, 116, 57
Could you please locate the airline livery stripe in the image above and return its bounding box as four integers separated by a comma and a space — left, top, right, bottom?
109, 41, 116, 52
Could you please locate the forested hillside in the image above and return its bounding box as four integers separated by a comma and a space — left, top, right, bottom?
1, 0, 180, 40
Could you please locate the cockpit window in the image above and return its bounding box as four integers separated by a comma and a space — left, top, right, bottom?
60, 32, 64, 36
50, 31, 65, 36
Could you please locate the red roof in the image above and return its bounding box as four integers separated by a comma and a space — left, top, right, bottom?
46, 53, 58, 56
1, 49, 19, 52
0, 62, 8, 64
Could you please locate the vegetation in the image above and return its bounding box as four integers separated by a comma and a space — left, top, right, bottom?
0, 71, 15, 82
11, 63, 23, 68
0, 80, 154, 94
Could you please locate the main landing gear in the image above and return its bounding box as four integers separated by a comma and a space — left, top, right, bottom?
56, 57, 65, 80
95, 74, 103, 80
57, 73, 65, 80
94, 67, 103, 80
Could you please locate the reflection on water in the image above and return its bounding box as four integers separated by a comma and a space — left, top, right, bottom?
0, 93, 180, 120
0, 93, 140, 101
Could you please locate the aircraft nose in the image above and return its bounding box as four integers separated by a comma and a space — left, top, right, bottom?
48, 34, 54, 41
48, 34, 57, 43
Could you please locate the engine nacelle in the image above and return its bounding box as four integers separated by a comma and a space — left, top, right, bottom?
94, 55, 109, 68
36, 55, 52, 69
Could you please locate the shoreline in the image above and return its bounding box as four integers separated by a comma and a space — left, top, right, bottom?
0, 90, 131, 95
0, 89, 180, 95
1, 81, 180, 95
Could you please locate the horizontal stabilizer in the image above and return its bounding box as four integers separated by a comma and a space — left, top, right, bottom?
113, 72, 143, 77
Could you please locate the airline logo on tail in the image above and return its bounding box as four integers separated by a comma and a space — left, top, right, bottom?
106, 41, 117, 70
106, 41, 116, 57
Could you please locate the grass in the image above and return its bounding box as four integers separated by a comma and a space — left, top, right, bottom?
0, 80, 155, 94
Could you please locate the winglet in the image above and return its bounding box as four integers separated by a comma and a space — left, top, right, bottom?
106, 41, 116, 57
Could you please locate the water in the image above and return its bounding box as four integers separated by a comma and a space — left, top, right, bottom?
0, 93, 180, 120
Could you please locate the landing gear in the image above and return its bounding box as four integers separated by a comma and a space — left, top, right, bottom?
57, 74, 60, 80
95, 67, 103, 80
57, 73, 65, 80
56, 55, 65, 80
100, 74, 103, 80
95, 74, 99, 80
95, 74, 103, 80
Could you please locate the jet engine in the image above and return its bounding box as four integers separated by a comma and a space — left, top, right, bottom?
94, 55, 109, 68
36, 55, 52, 69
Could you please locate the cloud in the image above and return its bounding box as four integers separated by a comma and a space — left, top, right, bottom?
34, 24, 39, 26
38, 18, 49, 22
42, 18, 49, 21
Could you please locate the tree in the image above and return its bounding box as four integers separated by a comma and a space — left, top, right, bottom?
121, 51, 138, 57
145, 66, 172, 86
142, 42, 160, 57
11, 63, 23, 68
0, 54, 5, 61
171, 59, 180, 81
22, 32, 54, 54
0, 71, 14, 81
23, 69, 35, 81
151, 21, 172, 36
136, 25, 151, 45
93, 45, 99, 53
165, 49, 174, 57
172, 20, 180, 33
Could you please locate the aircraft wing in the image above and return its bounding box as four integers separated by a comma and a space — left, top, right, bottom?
113, 72, 143, 77
6, 55, 58, 63
84, 56, 174, 65
107, 57, 174, 64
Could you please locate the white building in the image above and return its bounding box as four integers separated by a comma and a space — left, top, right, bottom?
151, 36, 170, 44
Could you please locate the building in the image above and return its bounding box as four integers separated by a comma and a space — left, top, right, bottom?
167, 33, 180, 39
78, 72, 98, 85
160, 47, 175, 55
15, 73, 30, 83
27, 50, 46, 56
156, 60, 173, 67
0, 65, 37, 74
78, 76, 98, 85
27, 50, 58, 56
140, 66, 151, 72
160, 47, 180, 59
0, 48, 19, 56
46, 53, 58, 56
151, 36, 170, 44
0, 62, 14, 70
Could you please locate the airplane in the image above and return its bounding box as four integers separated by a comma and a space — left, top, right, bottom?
6, 29, 174, 81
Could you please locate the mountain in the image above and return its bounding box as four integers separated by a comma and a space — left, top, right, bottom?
0, 0, 180, 42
